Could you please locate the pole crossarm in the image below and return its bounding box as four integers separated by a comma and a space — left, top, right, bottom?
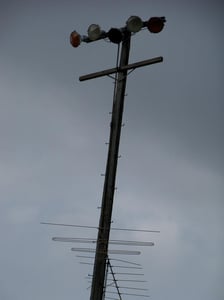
79, 56, 163, 81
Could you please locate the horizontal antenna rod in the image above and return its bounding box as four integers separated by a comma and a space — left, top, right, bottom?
77, 256, 142, 267
79, 56, 163, 81
106, 291, 150, 297
41, 222, 160, 233
80, 262, 142, 269
110, 258, 141, 266
117, 286, 148, 291
52, 237, 154, 246
71, 248, 141, 255
106, 279, 147, 282
41, 222, 98, 230
108, 272, 144, 276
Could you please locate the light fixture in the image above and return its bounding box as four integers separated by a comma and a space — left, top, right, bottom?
70, 15, 166, 48
107, 28, 123, 44
126, 16, 143, 33
87, 24, 102, 41
70, 31, 81, 47
147, 17, 166, 33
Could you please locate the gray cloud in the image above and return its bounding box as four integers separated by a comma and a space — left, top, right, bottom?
0, 1, 223, 299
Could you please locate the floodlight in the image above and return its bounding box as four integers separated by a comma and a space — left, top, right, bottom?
147, 17, 166, 33
87, 24, 101, 41
126, 16, 143, 33
70, 30, 81, 47
107, 28, 123, 44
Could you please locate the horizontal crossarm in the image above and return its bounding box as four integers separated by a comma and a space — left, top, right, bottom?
79, 56, 163, 81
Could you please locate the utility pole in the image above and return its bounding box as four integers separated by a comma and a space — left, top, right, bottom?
90, 30, 131, 300
70, 15, 166, 300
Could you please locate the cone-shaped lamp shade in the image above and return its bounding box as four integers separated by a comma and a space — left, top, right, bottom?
147, 17, 166, 33
87, 24, 101, 41
70, 31, 81, 47
107, 28, 123, 44
126, 16, 143, 33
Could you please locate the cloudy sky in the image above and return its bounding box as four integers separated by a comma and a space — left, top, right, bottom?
1, 0, 223, 299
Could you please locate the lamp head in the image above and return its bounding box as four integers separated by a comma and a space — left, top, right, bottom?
87, 24, 102, 41
70, 31, 81, 47
126, 16, 143, 33
147, 17, 166, 33
107, 28, 123, 44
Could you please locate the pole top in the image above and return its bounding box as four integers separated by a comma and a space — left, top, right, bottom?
70, 16, 166, 47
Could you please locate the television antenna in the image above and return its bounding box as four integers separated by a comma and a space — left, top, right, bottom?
42, 15, 166, 300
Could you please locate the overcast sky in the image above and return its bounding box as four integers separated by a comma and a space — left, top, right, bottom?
0, 1, 223, 300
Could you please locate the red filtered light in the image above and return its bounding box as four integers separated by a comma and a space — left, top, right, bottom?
147, 17, 165, 33
70, 31, 81, 47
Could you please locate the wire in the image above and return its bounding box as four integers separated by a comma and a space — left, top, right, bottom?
111, 43, 120, 102
107, 258, 122, 300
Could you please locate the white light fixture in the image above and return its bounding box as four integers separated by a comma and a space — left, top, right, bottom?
126, 16, 143, 33
87, 24, 102, 40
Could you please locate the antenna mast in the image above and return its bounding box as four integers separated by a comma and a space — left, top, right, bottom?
69, 16, 166, 300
